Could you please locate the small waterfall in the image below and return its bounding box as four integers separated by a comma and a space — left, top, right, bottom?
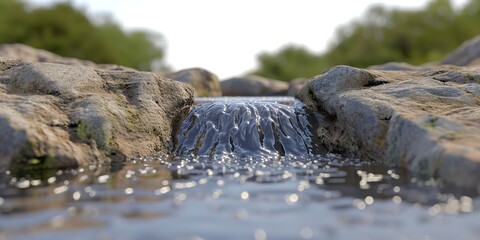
172, 97, 322, 158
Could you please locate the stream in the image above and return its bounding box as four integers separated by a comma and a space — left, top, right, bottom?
1, 97, 479, 240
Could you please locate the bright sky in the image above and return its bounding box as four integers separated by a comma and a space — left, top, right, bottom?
27, 0, 468, 79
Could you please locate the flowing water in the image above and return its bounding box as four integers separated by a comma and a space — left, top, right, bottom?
1, 97, 480, 240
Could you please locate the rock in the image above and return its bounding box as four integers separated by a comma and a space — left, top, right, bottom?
468, 57, 480, 67
441, 35, 480, 66
367, 62, 420, 71
287, 78, 308, 96
297, 65, 480, 189
165, 68, 222, 97
0, 43, 135, 71
221, 75, 289, 96
0, 57, 194, 172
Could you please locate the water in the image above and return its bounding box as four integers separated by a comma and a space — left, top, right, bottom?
173, 97, 323, 158
1, 97, 479, 240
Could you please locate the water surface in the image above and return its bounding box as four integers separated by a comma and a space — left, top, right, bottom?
1, 97, 479, 240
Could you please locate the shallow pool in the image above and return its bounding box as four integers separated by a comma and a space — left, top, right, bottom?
1, 153, 479, 240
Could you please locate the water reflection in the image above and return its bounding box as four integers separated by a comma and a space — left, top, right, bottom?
1, 153, 479, 239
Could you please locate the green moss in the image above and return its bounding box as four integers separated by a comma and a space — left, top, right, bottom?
76, 120, 92, 141
423, 117, 438, 128
125, 109, 139, 132
11, 155, 57, 180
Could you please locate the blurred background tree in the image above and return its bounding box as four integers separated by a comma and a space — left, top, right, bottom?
0, 0, 166, 71
253, 0, 480, 81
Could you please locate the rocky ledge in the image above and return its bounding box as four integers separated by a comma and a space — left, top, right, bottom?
0, 57, 193, 172
297, 65, 480, 189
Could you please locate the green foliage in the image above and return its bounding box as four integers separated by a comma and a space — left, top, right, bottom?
253, 0, 480, 81
0, 0, 165, 71
253, 45, 328, 81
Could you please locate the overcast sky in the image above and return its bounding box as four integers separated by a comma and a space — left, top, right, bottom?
27, 0, 468, 79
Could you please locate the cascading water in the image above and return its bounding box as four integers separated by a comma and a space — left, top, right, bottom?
172, 97, 323, 158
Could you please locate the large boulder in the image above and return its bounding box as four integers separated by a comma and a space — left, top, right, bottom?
441, 35, 480, 66
367, 62, 420, 71
165, 68, 222, 97
0, 43, 135, 71
0, 57, 194, 172
297, 65, 480, 189
287, 77, 308, 96
221, 75, 288, 96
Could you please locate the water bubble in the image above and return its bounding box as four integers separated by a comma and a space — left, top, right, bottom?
16, 179, 30, 189
297, 181, 310, 192
393, 186, 401, 193
47, 176, 57, 184
217, 180, 225, 186
365, 196, 374, 205
366, 173, 383, 182
125, 188, 134, 195
198, 178, 208, 185
315, 178, 324, 185
79, 175, 89, 182
353, 199, 366, 210
460, 196, 473, 213
54, 186, 68, 194
254, 229, 267, 240
300, 227, 314, 239
70, 192, 80, 201
154, 186, 171, 195
97, 175, 110, 183
174, 181, 197, 190
392, 196, 402, 204
240, 191, 249, 200
174, 193, 187, 204
212, 190, 222, 199
31, 179, 41, 186
285, 193, 299, 205
428, 204, 442, 216
0, 197, 4, 206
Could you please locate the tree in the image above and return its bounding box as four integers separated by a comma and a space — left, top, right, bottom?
253, 45, 327, 81
253, 0, 480, 81
0, 0, 166, 71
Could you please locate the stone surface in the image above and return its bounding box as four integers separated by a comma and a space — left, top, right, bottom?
0, 43, 134, 71
221, 75, 288, 96
441, 35, 480, 66
287, 77, 308, 96
367, 62, 420, 71
0, 57, 194, 171
165, 68, 222, 97
297, 65, 480, 188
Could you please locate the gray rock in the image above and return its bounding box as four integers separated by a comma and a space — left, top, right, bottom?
0, 57, 193, 172
0, 43, 134, 71
367, 62, 420, 71
297, 65, 480, 188
221, 75, 289, 96
287, 78, 308, 96
165, 68, 222, 97
441, 35, 480, 66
